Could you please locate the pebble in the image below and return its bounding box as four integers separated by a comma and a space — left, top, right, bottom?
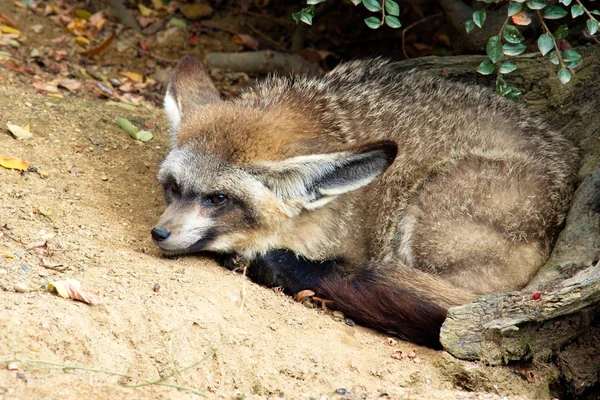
182, 4, 213, 20
14, 282, 30, 293
7, 362, 19, 371
101, 175, 108, 181
0, 268, 7, 275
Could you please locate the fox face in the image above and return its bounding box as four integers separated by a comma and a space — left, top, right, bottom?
152, 57, 397, 259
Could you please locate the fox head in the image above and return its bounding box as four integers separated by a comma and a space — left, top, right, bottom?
152, 57, 397, 259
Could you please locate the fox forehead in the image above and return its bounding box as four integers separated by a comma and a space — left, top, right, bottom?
174, 102, 342, 164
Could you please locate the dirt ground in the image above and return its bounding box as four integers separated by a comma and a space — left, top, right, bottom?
0, 3, 559, 399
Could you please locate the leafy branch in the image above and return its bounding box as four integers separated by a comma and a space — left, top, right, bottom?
293, 0, 401, 29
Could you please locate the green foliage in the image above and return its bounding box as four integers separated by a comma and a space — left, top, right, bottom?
294, 0, 401, 29
467, 0, 599, 98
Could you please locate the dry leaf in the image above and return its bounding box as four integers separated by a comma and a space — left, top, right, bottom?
512, 11, 532, 26
40, 258, 67, 272
55, 78, 82, 92
0, 156, 29, 170
138, 4, 157, 17
7, 123, 33, 139
25, 240, 47, 250
295, 289, 315, 302
80, 33, 115, 56
76, 36, 90, 46
119, 71, 143, 83
0, 25, 20, 35
47, 279, 102, 305
232, 34, 259, 50
4, 60, 35, 75
0, 12, 18, 28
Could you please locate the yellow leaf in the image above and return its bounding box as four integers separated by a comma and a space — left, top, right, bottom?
119, 71, 143, 83
76, 36, 90, 46
6, 123, 33, 139
47, 279, 102, 305
0, 156, 30, 170
0, 25, 20, 35
23, 124, 30, 131
38, 206, 52, 216
138, 4, 156, 17
0, 252, 15, 259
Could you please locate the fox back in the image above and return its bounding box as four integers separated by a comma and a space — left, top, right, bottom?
152, 57, 578, 347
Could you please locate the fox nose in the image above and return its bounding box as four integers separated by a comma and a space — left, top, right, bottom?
151, 227, 171, 242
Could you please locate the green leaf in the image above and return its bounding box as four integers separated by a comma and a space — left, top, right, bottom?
362, 0, 381, 12
292, 6, 314, 25
562, 49, 582, 62
555, 24, 568, 40
567, 58, 582, 69
549, 50, 560, 65
307, 0, 326, 4
571, 4, 585, 18
477, 59, 496, 75
384, 15, 401, 28
364, 16, 382, 29
499, 62, 517, 74
465, 19, 475, 33
486, 36, 503, 63
384, 0, 400, 16
504, 86, 522, 100
537, 33, 554, 56
495, 74, 507, 93
526, 1, 547, 10
349, 0, 361, 5
543, 5, 568, 19
473, 9, 486, 28
508, 3, 522, 16
503, 25, 524, 43
481, 0, 494, 3
135, 130, 153, 142
559, 0, 572, 6
558, 68, 572, 84
503, 42, 527, 56
587, 19, 599, 35
591, 10, 600, 16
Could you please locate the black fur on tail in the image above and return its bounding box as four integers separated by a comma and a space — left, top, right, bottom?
234, 249, 447, 349
317, 270, 447, 349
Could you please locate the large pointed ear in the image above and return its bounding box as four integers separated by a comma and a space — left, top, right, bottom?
257, 141, 398, 210
164, 56, 222, 143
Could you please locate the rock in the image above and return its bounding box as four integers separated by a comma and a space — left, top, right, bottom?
182, 4, 213, 20
14, 282, 30, 293
332, 310, 344, 320
7, 362, 19, 371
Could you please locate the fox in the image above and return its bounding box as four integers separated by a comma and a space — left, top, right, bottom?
151, 56, 578, 348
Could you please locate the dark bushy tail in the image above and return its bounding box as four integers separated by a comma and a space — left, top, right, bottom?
317, 270, 449, 348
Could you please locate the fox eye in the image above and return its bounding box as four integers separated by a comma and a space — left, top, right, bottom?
204, 193, 228, 206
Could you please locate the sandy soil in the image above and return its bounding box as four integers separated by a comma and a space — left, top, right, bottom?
0, 3, 556, 399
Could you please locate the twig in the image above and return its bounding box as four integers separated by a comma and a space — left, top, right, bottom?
536, 10, 566, 69
401, 12, 443, 59
247, 24, 286, 51
239, 265, 247, 313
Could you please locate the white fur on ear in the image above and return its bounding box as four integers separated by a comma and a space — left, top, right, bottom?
257, 142, 397, 210
163, 90, 181, 146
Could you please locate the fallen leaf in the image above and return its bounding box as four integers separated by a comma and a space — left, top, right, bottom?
0, 252, 15, 258
295, 289, 315, 302
75, 36, 90, 46
55, 78, 82, 92
4, 60, 34, 75
119, 71, 143, 83
136, 130, 153, 142
38, 206, 52, 217
0, 13, 18, 28
47, 279, 102, 305
6, 123, 33, 139
25, 240, 47, 250
232, 34, 259, 50
0, 25, 20, 35
138, 4, 157, 17
80, 33, 115, 56
40, 258, 67, 272
0, 156, 29, 170
74, 9, 92, 20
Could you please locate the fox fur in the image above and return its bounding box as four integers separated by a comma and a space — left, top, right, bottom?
152, 56, 578, 348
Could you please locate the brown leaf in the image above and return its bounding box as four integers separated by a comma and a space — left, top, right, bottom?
25, 240, 47, 250
80, 33, 115, 57
4, 60, 34, 75
40, 258, 67, 272
295, 289, 315, 302
232, 34, 259, 50
0, 12, 18, 28
55, 78, 82, 92
47, 279, 102, 305
512, 11, 532, 26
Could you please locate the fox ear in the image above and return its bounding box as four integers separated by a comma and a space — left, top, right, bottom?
259, 141, 398, 210
164, 56, 222, 143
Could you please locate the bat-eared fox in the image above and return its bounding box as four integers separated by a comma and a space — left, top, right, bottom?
152, 56, 578, 348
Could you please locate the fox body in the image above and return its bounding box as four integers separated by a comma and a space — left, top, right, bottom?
152, 57, 578, 347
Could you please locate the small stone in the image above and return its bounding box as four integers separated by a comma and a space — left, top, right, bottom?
101, 175, 108, 181
407, 350, 417, 359
30, 48, 40, 58
344, 318, 355, 327
0, 268, 7, 275
14, 282, 30, 293
30, 24, 43, 34
7, 362, 19, 370
182, 4, 213, 20
88, 136, 106, 146
387, 337, 397, 346
153, 283, 161, 292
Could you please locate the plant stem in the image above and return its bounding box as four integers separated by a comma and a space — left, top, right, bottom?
380, 0, 385, 26
575, 0, 599, 23
536, 10, 566, 69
